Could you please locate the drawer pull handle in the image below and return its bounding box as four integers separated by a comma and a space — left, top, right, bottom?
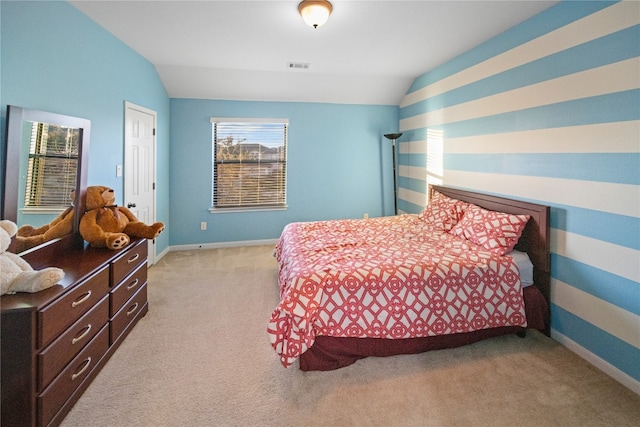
128, 253, 140, 264
127, 302, 139, 316
72, 324, 92, 345
71, 290, 92, 308
71, 357, 92, 381
126, 278, 139, 291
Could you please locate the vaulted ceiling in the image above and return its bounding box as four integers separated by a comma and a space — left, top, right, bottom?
70, 0, 557, 105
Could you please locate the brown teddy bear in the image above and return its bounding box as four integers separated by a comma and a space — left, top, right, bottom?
15, 191, 76, 252
79, 185, 164, 250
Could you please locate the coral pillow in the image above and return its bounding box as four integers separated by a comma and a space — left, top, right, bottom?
450, 205, 530, 256
418, 191, 467, 231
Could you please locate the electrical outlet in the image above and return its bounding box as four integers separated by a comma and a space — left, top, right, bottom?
364, 213, 369, 219
200, 221, 207, 231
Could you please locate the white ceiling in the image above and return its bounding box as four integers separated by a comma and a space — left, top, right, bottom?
70, 0, 558, 105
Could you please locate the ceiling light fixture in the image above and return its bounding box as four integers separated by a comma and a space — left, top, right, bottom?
298, 0, 333, 29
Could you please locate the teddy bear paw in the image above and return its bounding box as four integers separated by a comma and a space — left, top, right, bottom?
108, 234, 130, 250
152, 223, 165, 236
17, 225, 36, 236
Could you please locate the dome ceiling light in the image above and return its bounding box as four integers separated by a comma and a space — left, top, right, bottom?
298, 0, 333, 29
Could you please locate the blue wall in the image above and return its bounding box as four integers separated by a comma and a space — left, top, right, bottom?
398, 1, 639, 391
169, 99, 398, 246
1, 0, 171, 253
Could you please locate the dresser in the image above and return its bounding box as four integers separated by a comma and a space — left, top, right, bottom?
1, 236, 149, 427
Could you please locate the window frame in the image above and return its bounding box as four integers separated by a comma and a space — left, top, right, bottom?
210, 117, 288, 213
22, 121, 79, 215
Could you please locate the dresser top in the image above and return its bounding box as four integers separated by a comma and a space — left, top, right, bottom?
1, 237, 145, 312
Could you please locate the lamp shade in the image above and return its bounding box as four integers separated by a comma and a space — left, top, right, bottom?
298, 0, 333, 29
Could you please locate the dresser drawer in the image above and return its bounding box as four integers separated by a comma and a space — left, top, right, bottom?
38, 296, 109, 391
39, 266, 110, 348
110, 283, 147, 344
111, 262, 147, 317
112, 240, 147, 286
38, 324, 109, 427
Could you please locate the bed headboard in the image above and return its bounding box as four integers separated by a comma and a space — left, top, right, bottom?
430, 185, 551, 304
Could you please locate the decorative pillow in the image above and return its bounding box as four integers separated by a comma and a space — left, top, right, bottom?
450, 205, 530, 256
418, 191, 467, 231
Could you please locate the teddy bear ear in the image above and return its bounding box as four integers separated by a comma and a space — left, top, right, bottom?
0, 220, 18, 237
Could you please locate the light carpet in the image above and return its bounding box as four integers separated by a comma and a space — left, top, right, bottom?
62, 245, 640, 426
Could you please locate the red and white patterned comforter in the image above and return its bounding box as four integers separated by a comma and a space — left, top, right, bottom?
267, 215, 526, 367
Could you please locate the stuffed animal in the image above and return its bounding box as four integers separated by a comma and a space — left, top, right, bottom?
15, 191, 76, 252
1, 220, 65, 296
79, 185, 164, 250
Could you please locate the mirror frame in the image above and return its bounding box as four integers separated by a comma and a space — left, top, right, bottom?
2, 105, 90, 251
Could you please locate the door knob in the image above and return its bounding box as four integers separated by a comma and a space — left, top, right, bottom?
127, 203, 136, 208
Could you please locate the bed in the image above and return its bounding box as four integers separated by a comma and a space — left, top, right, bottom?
267, 185, 550, 371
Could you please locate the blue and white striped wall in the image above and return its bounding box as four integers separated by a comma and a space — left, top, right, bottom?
398, 1, 639, 393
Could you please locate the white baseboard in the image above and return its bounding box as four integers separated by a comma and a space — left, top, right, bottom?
169, 239, 279, 252
551, 328, 640, 396
156, 245, 170, 262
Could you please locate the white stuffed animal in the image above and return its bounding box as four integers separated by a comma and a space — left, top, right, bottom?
1, 220, 65, 296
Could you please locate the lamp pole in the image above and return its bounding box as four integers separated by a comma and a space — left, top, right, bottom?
384, 133, 402, 215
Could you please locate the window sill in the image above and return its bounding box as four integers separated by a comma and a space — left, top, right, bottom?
208, 205, 288, 214
21, 207, 67, 215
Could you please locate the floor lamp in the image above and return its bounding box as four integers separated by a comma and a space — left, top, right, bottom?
384, 133, 402, 215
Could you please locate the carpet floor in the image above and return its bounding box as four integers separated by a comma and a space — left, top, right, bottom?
61, 245, 640, 426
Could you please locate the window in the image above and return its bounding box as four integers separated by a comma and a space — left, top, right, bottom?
24, 122, 79, 210
211, 118, 288, 211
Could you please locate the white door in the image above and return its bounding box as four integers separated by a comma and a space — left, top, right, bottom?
124, 102, 157, 265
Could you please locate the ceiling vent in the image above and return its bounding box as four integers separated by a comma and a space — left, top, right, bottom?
287, 62, 310, 70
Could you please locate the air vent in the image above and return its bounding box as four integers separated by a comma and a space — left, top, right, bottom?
287, 62, 310, 70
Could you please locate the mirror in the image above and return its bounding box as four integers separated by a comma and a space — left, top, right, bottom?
2, 105, 90, 253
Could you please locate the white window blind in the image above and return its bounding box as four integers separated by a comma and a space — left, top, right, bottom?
24, 122, 79, 208
211, 118, 288, 210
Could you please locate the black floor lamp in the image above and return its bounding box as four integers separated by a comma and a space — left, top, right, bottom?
384, 133, 402, 215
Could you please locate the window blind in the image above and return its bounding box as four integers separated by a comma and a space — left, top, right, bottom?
211, 118, 287, 209
24, 122, 79, 208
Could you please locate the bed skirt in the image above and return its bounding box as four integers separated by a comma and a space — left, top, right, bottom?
299, 285, 549, 371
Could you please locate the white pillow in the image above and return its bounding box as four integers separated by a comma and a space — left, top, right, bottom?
508, 249, 534, 287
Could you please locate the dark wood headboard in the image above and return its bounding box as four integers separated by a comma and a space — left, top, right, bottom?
430, 185, 551, 304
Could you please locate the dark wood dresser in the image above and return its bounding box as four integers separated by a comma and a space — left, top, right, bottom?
1, 237, 149, 426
